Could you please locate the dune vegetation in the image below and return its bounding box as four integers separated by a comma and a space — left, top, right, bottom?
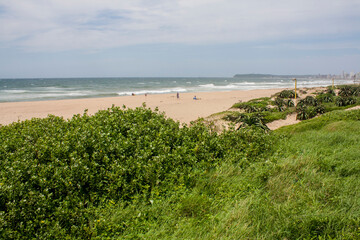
224, 85, 360, 130
1, 87, 360, 239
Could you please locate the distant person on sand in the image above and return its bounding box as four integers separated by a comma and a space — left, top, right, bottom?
132, 93, 135, 96
177, 92, 179, 99
193, 95, 197, 100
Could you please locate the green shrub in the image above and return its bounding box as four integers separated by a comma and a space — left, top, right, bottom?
298, 96, 318, 107
296, 106, 318, 120
316, 105, 326, 114
228, 113, 270, 131
0, 106, 276, 239
338, 85, 360, 97
279, 90, 296, 98
273, 97, 294, 112
325, 87, 336, 96
335, 96, 357, 107
274, 97, 285, 111
316, 93, 334, 103
285, 99, 295, 107
232, 98, 270, 113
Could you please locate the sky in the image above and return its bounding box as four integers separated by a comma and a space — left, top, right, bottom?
0, 0, 360, 78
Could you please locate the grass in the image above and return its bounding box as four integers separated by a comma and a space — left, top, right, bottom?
276, 109, 360, 133
262, 108, 295, 123
232, 97, 271, 110
322, 102, 359, 112
263, 111, 360, 239
93, 110, 360, 239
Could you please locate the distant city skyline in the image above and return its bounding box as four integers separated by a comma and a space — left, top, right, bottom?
1, 0, 360, 78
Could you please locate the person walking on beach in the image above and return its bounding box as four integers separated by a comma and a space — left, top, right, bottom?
177, 92, 179, 99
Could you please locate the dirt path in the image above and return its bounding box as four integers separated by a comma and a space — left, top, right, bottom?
346, 105, 360, 111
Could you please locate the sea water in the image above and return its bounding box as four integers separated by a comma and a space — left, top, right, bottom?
0, 76, 354, 102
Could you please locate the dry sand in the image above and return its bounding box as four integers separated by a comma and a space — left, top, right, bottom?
0, 89, 282, 126
267, 113, 300, 130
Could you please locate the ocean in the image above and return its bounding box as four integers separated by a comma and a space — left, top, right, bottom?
0, 76, 354, 102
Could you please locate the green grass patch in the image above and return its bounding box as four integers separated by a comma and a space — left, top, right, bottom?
262, 108, 295, 123
276, 109, 360, 133
232, 97, 271, 112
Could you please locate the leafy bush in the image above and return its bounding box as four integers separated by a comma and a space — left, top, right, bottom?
296, 96, 324, 120
335, 96, 357, 107
274, 97, 294, 112
316, 105, 326, 114
278, 90, 295, 99
325, 87, 336, 96
226, 113, 269, 131
298, 96, 318, 107
296, 106, 318, 120
274, 97, 286, 111
232, 98, 270, 113
0, 106, 275, 239
285, 99, 295, 107
316, 93, 334, 103
338, 85, 360, 97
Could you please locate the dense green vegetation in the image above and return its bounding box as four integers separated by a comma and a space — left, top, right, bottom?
0, 105, 273, 239
227, 94, 296, 129
1, 102, 360, 239
297, 85, 360, 120
227, 86, 360, 128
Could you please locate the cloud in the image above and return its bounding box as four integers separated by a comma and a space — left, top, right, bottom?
0, 0, 360, 52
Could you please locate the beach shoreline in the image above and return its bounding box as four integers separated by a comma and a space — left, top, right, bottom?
0, 88, 289, 126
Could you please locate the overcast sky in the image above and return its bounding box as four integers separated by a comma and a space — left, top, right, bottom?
1, 0, 360, 78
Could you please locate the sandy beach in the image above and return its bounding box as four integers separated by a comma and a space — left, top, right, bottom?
0, 89, 283, 126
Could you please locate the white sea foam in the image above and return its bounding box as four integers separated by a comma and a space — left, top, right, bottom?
199, 83, 215, 88
45, 86, 75, 90
0, 90, 93, 102
2, 89, 28, 93
39, 91, 92, 98
199, 83, 256, 90
235, 81, 256, 85
117, 87, 187, 96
